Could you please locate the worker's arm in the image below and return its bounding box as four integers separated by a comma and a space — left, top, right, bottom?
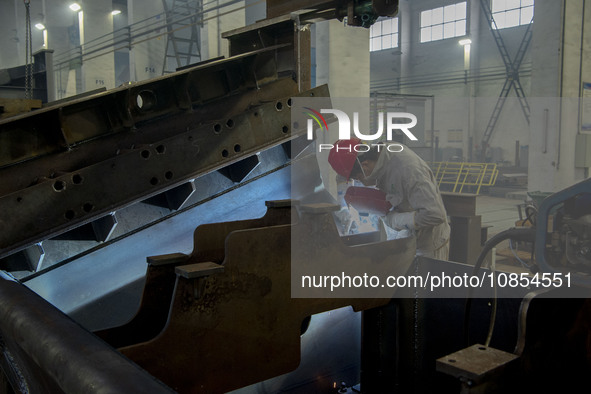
384, 164, 447, 231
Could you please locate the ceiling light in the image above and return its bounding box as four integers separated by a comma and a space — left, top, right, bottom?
459, 38, 472, 46
35, 23, 46, 30
111, 10, 121, 15
69, 3, 81, 11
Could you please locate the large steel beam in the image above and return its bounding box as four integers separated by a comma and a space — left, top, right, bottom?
0, 44, 328, 258
265, 0, 398, 27
0, 272, 175, 394
103, 201, 415, 393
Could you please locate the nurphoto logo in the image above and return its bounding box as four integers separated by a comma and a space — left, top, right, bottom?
304, 108, 419, 152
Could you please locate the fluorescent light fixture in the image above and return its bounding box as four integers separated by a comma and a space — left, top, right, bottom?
69, 3, 81, 11
35, 23, 46, 30
459, 38, 472, 46
111, 10, 121, 15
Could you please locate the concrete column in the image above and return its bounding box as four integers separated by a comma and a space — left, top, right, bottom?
529, 0, 591, 191
128, 0, 165, 82
315, 20, 370, 97
314, 19, 370, 196
466, 1, 482, 162
398, 0, 412, 94
79, 0, 116, 92
203, 0, 245, 60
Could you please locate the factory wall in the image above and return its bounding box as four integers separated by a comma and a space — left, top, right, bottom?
529, 0, 591, 192
370, 0, 534, 165
0, 1, 42, 70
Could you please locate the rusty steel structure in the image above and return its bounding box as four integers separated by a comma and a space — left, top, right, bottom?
0, 198, 416, 393
96, 200, 415, 393
0, 1, 400, 261
0, 43, 307, 259
0, 1, 409, 393
3, 1, 591, 393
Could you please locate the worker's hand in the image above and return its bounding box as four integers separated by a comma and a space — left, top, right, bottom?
334, 207, 354, 235
336, 174, 351, 206
379, 217, 412, 240
385, 211, 416, 231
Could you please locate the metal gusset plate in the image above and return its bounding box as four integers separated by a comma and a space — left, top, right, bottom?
114, 202, 415, 393
0, 64, 328, 258
94, 200, 296, 349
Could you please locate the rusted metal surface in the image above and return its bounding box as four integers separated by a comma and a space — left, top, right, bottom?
92, 201, 416, 393
436, 344, 518, 383
265, 0, 398, 26
223, 15, 312, 92
94, 201, 296, 349
0, 1, 325, 267
436, 345, 519, 394
0, 272, 174, 394
0, 62, 329, 258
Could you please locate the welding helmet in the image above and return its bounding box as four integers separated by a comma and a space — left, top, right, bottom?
328, 138, 362, 180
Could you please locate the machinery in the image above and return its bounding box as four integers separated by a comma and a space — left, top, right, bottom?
1, 0, 591, 393
432, 177, 591, 393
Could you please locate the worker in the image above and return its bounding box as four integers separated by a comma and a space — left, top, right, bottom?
328, 138, 450, 260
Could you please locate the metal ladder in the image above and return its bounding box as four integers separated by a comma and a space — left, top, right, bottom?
479, 0, 533, 151
162, 0, 203, 74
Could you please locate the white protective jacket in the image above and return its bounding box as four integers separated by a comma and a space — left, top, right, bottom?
364, 146, 450, 259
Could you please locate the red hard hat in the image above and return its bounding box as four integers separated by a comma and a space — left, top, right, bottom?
328, 138, 361, 179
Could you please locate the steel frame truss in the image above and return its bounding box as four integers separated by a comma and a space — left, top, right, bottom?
479, 0, 533, 151
0, 17, 316, 259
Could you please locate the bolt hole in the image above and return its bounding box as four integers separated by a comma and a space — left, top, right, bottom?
234, 144, 241, 153
448, 359, 456, 363
136, 90, 157, 111
275, 101, 283, 111
213, 123, 222, 134
165, 171, 173, 180
65, 210, 75, 220
222, 149, 229, 158
72, 174, 84, 185
478, 347, 486, 351
141, 150, 151, 159
293, 121, 300, 129
156, 145, 166, 154
226, 119, 234, 128
53, 180, 66, 192
282, 125, 289, 133
83, 203, 94, 213
253, 112, 258, 117
16, 197, 22, 203
150, 177, 159, 185
287, 98, 292, 107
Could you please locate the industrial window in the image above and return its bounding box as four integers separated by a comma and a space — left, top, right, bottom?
491, 0, 534, 29
420, 2, 467, 43
370, 17, 399, 51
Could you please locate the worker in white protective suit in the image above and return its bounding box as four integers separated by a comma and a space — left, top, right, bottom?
328, 138, 450, 260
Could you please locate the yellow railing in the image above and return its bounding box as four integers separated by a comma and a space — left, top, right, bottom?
430, 162, 498, 194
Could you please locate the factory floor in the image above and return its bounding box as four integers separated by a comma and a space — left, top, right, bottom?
476, 193, 528, 236
475, 190, 534, 268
